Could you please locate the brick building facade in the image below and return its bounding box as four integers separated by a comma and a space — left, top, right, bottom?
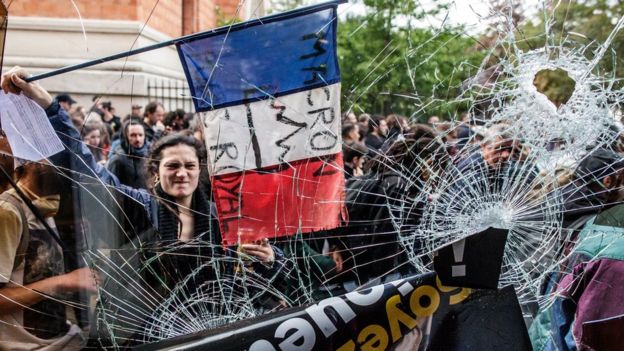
7, 0, 247, 38
3, 0, 264, 112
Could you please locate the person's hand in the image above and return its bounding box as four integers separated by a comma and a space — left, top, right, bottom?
240, 238, 275, 263
329, 249, 343, 273
324, 246, 344, 273
155, 121, 166, 132
1, 66, 53, 109
59, 267, 98, 294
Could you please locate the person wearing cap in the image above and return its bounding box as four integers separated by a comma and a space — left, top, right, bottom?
55, 94, 76, 113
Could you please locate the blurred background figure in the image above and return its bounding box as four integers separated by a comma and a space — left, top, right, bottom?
142, 101, 165, 142
357, 113, 370, 140
343, 142, 368, 179
130, 104, 143, 119
101, 101, 122, 139
107, 118, 149, 188
364, 114, 388, 153
164, 109, 189, 133
342, 111, 357, 125
81, 121, 108, 164
55, 93, 76, 113
427, 115, 440, 125
341, 123, 360, 147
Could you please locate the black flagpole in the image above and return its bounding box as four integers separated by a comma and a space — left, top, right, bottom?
24, 0, 346, 83
25, 38, 177, 82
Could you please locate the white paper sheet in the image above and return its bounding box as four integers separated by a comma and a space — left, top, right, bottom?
0, 91, 65, 162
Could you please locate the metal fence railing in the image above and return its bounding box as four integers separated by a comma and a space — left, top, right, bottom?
147, 79, 195, 113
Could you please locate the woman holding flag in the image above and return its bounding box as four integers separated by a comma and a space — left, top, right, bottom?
2, 66, 289, 344
2, 66, 279, 258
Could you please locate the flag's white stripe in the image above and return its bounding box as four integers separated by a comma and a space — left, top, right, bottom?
203, 83, 341, 175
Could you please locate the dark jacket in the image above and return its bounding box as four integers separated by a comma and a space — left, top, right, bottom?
106, 128, 149, 189
339, 171, 419, 283
364, 133, 386, 153
142, 121, 162, 143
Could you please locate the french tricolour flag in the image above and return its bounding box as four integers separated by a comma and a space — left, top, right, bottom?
177, 1, 346, 245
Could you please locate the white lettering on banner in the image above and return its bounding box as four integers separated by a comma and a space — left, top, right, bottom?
246, 277, 473, 351
0, 91, 64, 162
391, 280, 415, 296
248, 339, 277, 351
275, 318, 316, 351
305, 297, 357, 338
345, 285, 385, 306
203, 83, 341, 175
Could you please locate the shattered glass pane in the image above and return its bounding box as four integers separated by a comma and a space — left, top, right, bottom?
1, 0, 624, 349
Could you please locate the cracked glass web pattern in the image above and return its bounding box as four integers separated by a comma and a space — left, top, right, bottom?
1, 0, 624, 349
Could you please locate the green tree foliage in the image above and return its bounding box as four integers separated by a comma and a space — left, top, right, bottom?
337, 1, 485, 120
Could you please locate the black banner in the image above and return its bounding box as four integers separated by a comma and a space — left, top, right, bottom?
136, 272, 530, 351
433, 227, 509, 289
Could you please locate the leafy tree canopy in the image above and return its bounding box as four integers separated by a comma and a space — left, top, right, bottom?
337, 1, 486, 121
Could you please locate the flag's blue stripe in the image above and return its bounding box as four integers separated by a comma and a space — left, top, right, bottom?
177, 5, 340, 112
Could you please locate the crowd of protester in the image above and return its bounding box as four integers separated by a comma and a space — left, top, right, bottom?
2, 66, 624, 350
52, 92, 465, 195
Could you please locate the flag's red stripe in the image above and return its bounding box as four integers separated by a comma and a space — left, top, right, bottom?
213, 153, 346, 245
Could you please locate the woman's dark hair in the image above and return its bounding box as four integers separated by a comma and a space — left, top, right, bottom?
342, 123, 357, 138
364, 127, 448, 176
343, 142, 368, 163
385, 114, 400, 130
407, 123, 438, 140
80, 121, 102, 138
368, 114, 385, 132
122, 117, 144, 134
144, 101, 163, 117
164, 109, 188, 130
146, 132, 207, 192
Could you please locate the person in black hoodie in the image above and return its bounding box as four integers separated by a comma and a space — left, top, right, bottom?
107, 118, 150, 189
340, 130, 448, 283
